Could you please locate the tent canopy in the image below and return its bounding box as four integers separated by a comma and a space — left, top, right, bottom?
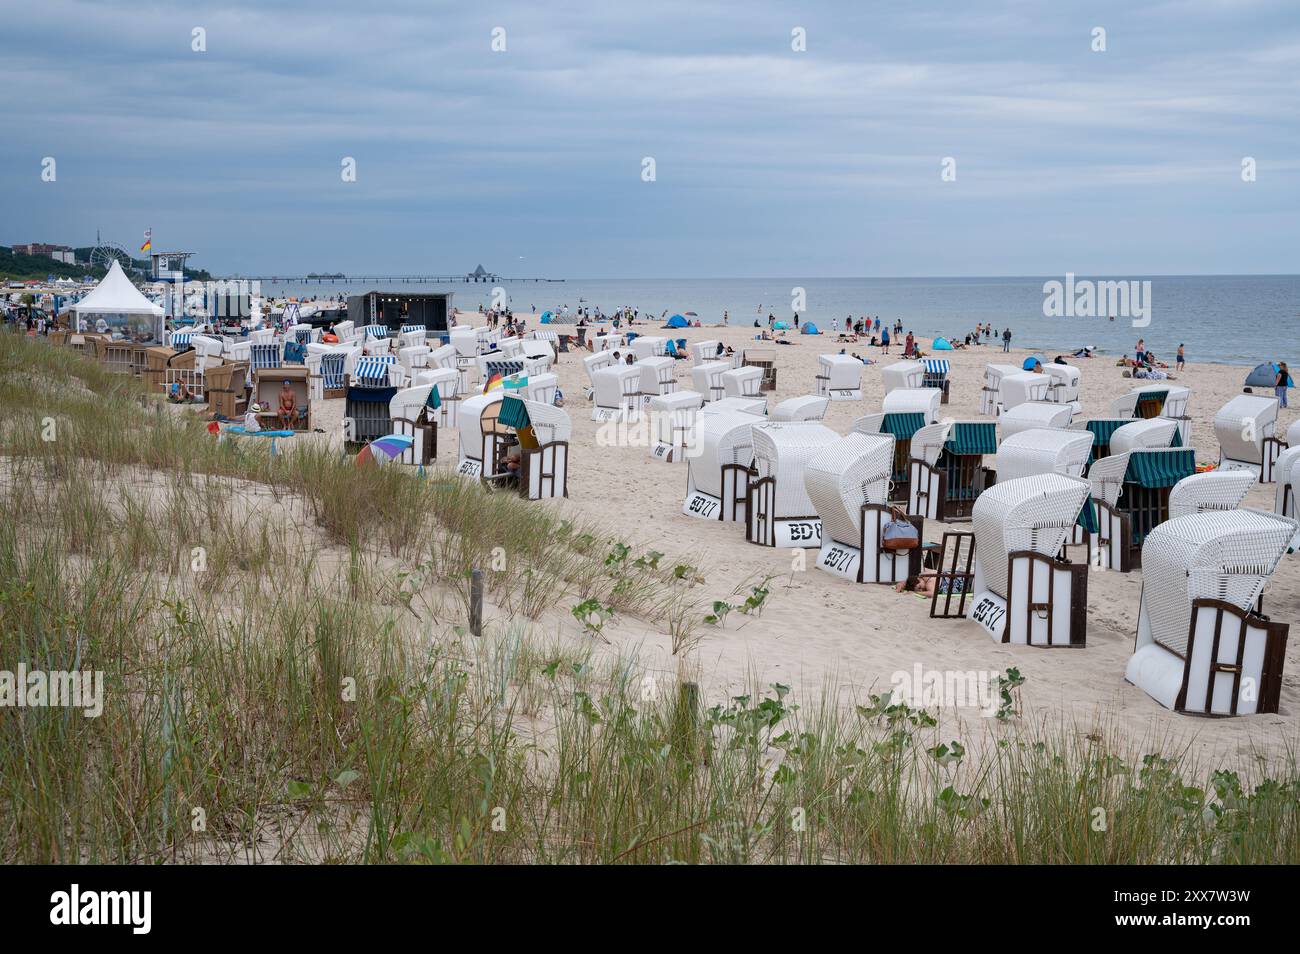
1022, 354, 1045, 371
70, 260, 163, 316
931, 337, 954, 350
801, 322, 820, 334
663, 314, 689, 328
1245, 362, 1292, 388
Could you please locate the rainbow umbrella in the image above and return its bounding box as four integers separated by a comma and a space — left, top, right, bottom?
356, 433, 414, 466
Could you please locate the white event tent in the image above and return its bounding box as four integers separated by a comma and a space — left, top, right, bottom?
71, 260, 165, 342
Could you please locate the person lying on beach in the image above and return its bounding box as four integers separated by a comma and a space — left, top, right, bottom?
850, 352, 874, 365
895, 573, 938, 597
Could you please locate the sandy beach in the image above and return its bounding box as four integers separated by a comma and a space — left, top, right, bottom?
434, 312, 1300, 769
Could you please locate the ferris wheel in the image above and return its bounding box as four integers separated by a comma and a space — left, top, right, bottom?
90, 240, 134, 272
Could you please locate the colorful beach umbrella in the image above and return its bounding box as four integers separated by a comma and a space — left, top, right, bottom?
355, 433, 414, 467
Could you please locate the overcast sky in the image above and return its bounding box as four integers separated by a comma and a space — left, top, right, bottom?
2, 0, 1297, 277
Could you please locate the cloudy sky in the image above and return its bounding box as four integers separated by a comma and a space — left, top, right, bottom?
2, 0, 1297, 277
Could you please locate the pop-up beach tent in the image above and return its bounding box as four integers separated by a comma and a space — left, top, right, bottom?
540, 311, 555, 324
1022, 354, 1046, 371
931, 337, 954, 351
774, 321, 791, 330
1245, 362, 1293, 388
801, 322, 820, 335
663, 314, 689, 328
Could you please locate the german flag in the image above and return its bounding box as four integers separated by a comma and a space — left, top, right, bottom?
140, 229, 152, 253
482, 372, 503, 394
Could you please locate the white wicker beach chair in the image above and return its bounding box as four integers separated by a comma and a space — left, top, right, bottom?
1126, 509, 1297, 714
582, 350, 616, 393
967, 474, 1091, 647
331, 319, 355, 340
882, 360, 925, 395
1215, 394, 1282, 482
398, 345, 431, 376
1110, 417, 1179, 455
1167, 470, 1255, 521
520, 339, 555, 374
481, 396, 571, 499
999, 403, 1073, 441
629, 335, 667, 360
815, 354, 863, 400
456, 391, 506, 478
772, 395, 830, 422
747, 423, 841, 548
683, 411, 757, 521
1041, 364, 1082, 411
805, 432, 921, 583
908, 421, 998, 521
649, 389, 704, 462
386, 384, 437, 466
521, 372, 559, 406
1088, 446, 1196, 572
691, 360, 729, 402
450, 326, 482, 359
414, 367, 461, 430
722, 365, 764, 398
999, 372, 1051, 413
1112, 384, 1193, 444
995, 429, 1093, 484
1287, 419, 1300, 448
592, 333, 623, 353
701, 396, 767, 417
397, 328, 426, 349
921, 358, 951, 403
591, 364, 643, 421
637, 356, 677, 400
690, 340, 720, 365
981, 363, 1024, 416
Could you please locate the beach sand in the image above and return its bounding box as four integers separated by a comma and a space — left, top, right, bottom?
432, 313, 1300, 767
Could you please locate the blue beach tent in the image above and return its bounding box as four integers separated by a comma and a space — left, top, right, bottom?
1245, 362, 1293, 388
664, 314, 689, 328
800, 322, 820, 334
931, 337, 954, 351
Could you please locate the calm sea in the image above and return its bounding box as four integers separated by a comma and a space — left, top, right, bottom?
258, 275, 1299, 368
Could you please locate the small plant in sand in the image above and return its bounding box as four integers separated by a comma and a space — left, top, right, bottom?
571, 598, 614, 641
703, 599, 733, 625
739, 579, 772, 615
992, 667, 1026, 720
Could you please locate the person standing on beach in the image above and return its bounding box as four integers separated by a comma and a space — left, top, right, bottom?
881, 325, 891, 354
723, 310, 728, 326
1002, 327, 1011, 352
1135, 339, 1146, 366
1277, 362, 1290, 408
1176, 344, 1185, 371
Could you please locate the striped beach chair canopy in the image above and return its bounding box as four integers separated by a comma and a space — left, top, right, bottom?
362, 324, 388, 340
922, 358, 950, 377
320, 352, 347, 390
250, 342, 282, 370
354, 355, 397, 387
400, 324, 424, 335
170, 331, 195, 349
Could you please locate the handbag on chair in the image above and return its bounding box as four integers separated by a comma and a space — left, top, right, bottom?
882, 508, 919, 552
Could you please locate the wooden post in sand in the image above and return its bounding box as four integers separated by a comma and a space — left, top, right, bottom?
469, 568, 484, 637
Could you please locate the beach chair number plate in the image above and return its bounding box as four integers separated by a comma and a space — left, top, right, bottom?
592, 407, 618, 422
970, 591, 1007, 639
683, 492, 720, 519
651, 442, 675, 462
774, 520, 822, 548
457, 459, 482, 478
829, 389, 861, 401
817, 544, 859, 580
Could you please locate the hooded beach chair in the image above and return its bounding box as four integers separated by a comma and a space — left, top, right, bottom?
1126, 510, 1297, 715
629, 335, 667, 360
1287, 419, 1300, 449
362, 324, 388, 345
815, 353, 863, 400
994, 429, 1093, 484
805, 432, 921, 583
772, 395, 830, 422
521, 372, 559, 406
998, 372, 1051, 413
921, 358, 951, 404
690, 340, 740, 369
882, 360, 925, 395
521, 339, 555, 375
1110, 417, 1180, 455
456, 391, 506, 478
1215, 394, 1282, 482
691, 360, 730, 402
683, 410, 757, 522
344, 355, 404, 443
1088, 445, 1196, 572
1041, 364, 1082, 411
722, 365, 764, 398
637, 356, 677, 401
966, 474, 1091, 646
582, 350, 616, 398
746, 422, 841, 548
415, 367, 461, 430
908, 421, 998, 521
483, 396, 570, 499
998, 402, 1073, 441
1272, 446, 1300, 551
1167, 470, 1255, 521
649, 389, 704, 462
386, 384, 438, 466
592, 333, 623, 353
398, 345, 431, 377
701, 396, 767, 417
591, 364, 643, 421
1112, 384, 1193, 446
980, 363, 1024, 416
493, 338, 526, 360
854, 388, 942, 504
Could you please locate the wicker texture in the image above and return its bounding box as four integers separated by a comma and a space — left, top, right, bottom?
1167, 470, 1255, 520
691, 360, 729, 398
1110, 418, 1177, 454
817, 353, 863, 391
996, 429, 1093, 483
971, 474, 1091, 597
999, 372, 1051, 411
1275, 445, 1300, 518
592, 365, 641, 410
701, 396, 766, 417
751, 423, 841, 517
1140, 509, 1296, 655
804, 432, 895, 544
882, 388, 941, 421
772, 395, 830, 422
1215, 394, 1278, 466
637, 356, 677, 395
722, 366, 763, 397
521, 399, 571, 444
882, 361, 925, 393
690, 411, 758, 498
630, 336, 667, 359
999, 402, 1073, 440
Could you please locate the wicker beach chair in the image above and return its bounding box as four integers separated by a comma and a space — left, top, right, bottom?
456, 391, 506, 478
771, 395, 830, 422
998, 372, 1051, 413
882, 360, 925, 395
649, 389, 704, 462
582, 350, 616, 397
815, 354, 863, 400
1088, 445, 1196, 572
629, 335, 667, 360
691, 360, 729, 402
995, 429, 1093, 483
415, 367, 461, 430
1126, 509, 1297, 714
746, 422, 841, 548
1167, 470, 1255, 521
386, 384, 437, 466
967, 474, 1091, 647
683, 411, 757, 522
921, 358, 951, 403
591, 364, 643, 421
1110, 417, 1180, 454
980, 363, 1024, 416
908, 421, 998, 521
722, 365, 764, 398
805, 432, 921, 583
1041, 363, 1082, 411
636, 356, 677, 400
1215, 394, 1282, 482
854, 388, 942, 504
999, 402, 1073, 441
520, 372, 559, 406
482, 396, 571, 499
700, 396, 767, 417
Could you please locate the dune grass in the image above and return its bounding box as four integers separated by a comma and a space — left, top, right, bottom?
1, 331, 1298, 864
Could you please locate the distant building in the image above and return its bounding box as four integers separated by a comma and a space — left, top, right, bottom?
346, 291, 453, 333
13, 242, 73, 262
467, 264, 497, 282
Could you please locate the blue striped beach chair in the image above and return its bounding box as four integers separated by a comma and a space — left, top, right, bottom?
250, 343, 282, 371
320, 352, 346, 392
362, 324, 388, 341
922, 358, 950, 404
353, 355, 397, 388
